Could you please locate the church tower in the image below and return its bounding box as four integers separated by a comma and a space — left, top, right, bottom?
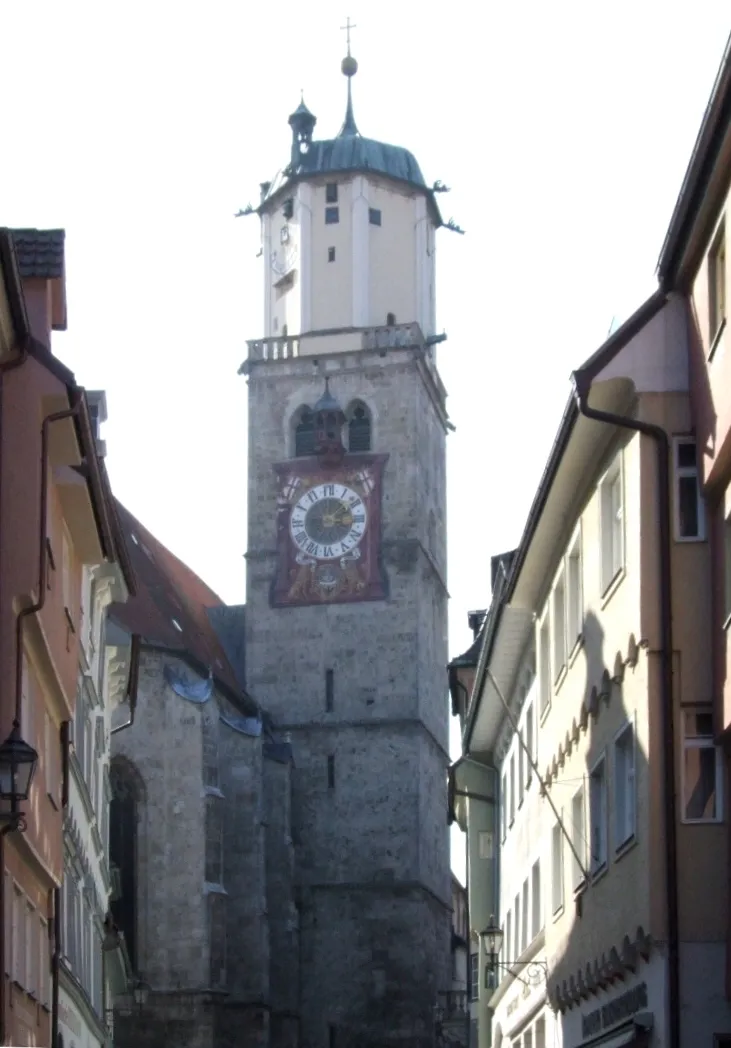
241, 30, 451, 1048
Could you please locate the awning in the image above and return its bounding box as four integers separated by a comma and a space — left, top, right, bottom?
576, 1020, 652, 1048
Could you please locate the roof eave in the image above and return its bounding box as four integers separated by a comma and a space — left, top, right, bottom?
463, 289, 667, 754
657, 33, 731, 287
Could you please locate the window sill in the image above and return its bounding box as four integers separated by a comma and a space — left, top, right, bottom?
554, 665, 568, 695
568, 634, 584, 668
681, 816, 724, 826
601, 567, 626, 610
47, 790, 59, 812
723, 611, 731, 633
573, 879, 587, 898
709, 316, 727, 362
551, 903, 564, 924
590, 861, 608, 885
539, 702, 551, 727
675, 532, 707, 544
614, 834, 637, 862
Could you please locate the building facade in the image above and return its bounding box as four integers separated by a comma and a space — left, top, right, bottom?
458, 281, 731, 1047
58, 395, 135, 1048
0, 228, 133, 1047
108, 502, 298, 1048
657, 36, 731, 1030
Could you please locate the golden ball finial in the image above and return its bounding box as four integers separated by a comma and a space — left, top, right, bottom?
341, 55, 358, 78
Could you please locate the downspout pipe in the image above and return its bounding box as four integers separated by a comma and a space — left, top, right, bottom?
51, 887, 61, 1048
571, 369, 679, 1048
0, 343, 30, 1048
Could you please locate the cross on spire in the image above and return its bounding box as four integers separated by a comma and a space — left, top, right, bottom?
341, 16, 356, 56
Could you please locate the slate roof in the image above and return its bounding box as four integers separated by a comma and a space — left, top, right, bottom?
110, 502, 247, 704
11, 229, 65, 279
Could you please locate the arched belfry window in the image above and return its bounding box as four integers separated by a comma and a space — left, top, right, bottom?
110, 758, 144, 971
294, 406, 316, 457
347, 401, 371, 453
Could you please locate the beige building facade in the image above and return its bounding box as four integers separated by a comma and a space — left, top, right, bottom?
458, 283, 730, 1048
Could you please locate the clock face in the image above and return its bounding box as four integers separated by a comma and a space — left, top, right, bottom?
289, 483, 367, 560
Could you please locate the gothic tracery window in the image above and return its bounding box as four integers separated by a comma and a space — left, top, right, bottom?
347, 401, 371, 453
109, 759, 144, 971
294, 406, 316, 457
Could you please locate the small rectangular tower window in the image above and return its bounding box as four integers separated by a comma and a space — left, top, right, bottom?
369, 208, 382, 226
327, 755, 335, 789
325, 669, 334, 712
283, 198, 294, 219
674, 437, 705, 541
326, 183, 338, 203
328, 247, 336, 262
325, 207, 339, 224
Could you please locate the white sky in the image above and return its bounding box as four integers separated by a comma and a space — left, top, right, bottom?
2, 2, 729, 882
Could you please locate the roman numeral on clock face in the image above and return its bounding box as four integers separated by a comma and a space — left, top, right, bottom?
289, 482, 370, 561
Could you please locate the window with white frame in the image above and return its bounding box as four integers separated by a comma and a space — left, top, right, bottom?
514, 892, 520, 958
590, 756, 608, 873
567, 533, 582, 649
501, 772, 507, 841
570, 786, 586, 890
674, 438, 705, 541
509, 755, 516, 825
24, 900, 35, 995
39, 917, 49, 1008
521, 879, 529, 953
3, 873, 9, 976
525, 704, 534, 786
709, 217, 727, 344
600, 455, 624, 593
12, 886, 22, 984
551, 822, 563, 914
61, 530, 71, 614
720, 505, 724, 624
552, 570, 566, 681
614, 721, 636, 848
531, 859, 542, 938
539, 615, 550, 715
524, 1029, 533, 1048
518, 736, 525, 807
20, 656, 32, 747
682, 709, 723, 822
469, 952, 479, 1001
535, 1017, 546, 1048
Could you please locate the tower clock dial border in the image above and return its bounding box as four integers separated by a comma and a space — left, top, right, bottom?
271, 454, 388, 608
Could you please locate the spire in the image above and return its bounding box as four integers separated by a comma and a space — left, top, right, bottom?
338, 17, 360, 138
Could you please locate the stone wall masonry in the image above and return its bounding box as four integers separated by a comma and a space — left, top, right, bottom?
111, 650, 209, 991
263, 755, 300, 1025
291, 723, 421, 885
219, 718, 270, 1004
299, 885, 451, 1048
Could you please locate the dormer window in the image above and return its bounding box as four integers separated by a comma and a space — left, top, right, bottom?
326, 183, 338, 203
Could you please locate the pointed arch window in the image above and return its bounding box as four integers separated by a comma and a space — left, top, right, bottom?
347, 402, 371, 453
294, 406, 316, 457
110, 759, 144, 971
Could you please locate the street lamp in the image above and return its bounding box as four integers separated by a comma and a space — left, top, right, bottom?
131, 978, 150, 1010
480, 915, 548, 985
0, 722, 38, 832
480, 916, 504, 977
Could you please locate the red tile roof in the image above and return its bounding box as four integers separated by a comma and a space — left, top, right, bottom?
110, 501, 243, 700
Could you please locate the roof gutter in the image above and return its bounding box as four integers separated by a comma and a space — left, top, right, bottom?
570, 367, 679, 1048
463, 289, 667, 755
657, 32, 731, 287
